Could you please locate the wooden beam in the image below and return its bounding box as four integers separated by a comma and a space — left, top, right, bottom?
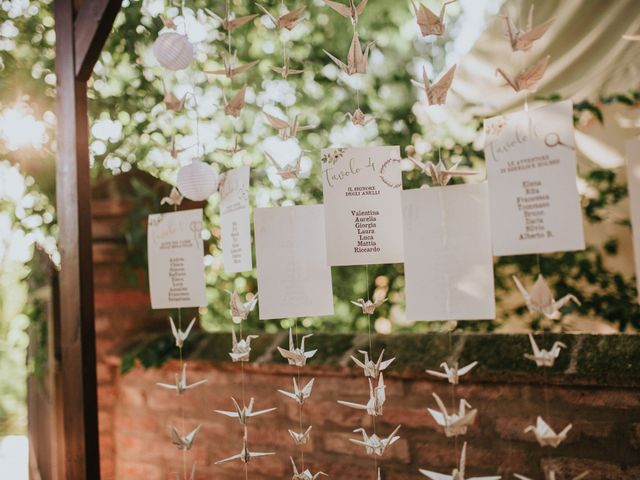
54, 0, 101, 478
74, 0, 122, 81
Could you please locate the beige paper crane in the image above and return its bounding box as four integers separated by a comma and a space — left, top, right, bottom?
426, 361, 478, 385
512, 274, 580, 319
496, 55, 550, 93
272, 58, 304, 78
265, 152, 303, 180
350, 349, 395, 378
152, 134, 195, 160
524, 333, 566, 367
263, 112, 313, 140
352, 296, 387, 315
502, 5, 554, 52
277, 328, 317, 366
217, 136, 245, 156
204, 7, 258, 32
214, 397, 276, 426
350, 425, 402, 457
156, 363, 207, 394
524, 416, 572, 448
160, 14, 177, 30
256, 3, 306, 31
411, 0, 457, 37
205, 50, 259, 79
345, 108, 375, 126
161, 187, 184, 207
411, 64, 457, 106
324, 32, 375, 75
161, 80, 186, 112
322, 0, 368, 26
427, 392, 477, 437
408, 157, 477, 186
288, 425, 313, 445
169, 317, 196, 348
223, 85, 247, 117
291, 456, 327, 480
229, 329, 259, 362
215, 428, 275, 464
226, 290, 259, 324
419, 442, 501, 480
170, 425, 201, 450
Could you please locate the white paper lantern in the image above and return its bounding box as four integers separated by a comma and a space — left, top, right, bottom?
153, 32, 194, 71
177, 160, 219, 201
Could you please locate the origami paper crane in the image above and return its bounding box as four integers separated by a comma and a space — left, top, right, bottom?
278, 377, 315, 405
350, 425, 401, 457
161, 187, 184, 207
215, 428, 275, 464
226, 290, 259, 324
350, 349, 395, 378
512, 274, 581, 320
409, 157, 477, 186
204, 7, 258, 32
160, 14, 177, 30
223, 85, 246, 117
229, 329, 259, 362
323, 32, 375, 75
291, 456, 327, 480
156, 363, 207, 394
169, 317, 196, 348
170, 425, 201, 451
162, 80, 186, 112
277, 328, 317, 366
256, 4, 306, 31
272, 58, 304, 78
216, 136, 245, 156
345, 108, 375, 126
338, 372, 386, 416
411, 65, 457, 105
496, 55, 550, 93
289, 425, 313, 445
205, 50, 259, 79
322, 0, 368, 26
525, 416, 572, 448
351, 297, 387, 315
264, 112, 314, 140
502, 5, 554, 52
419, 441, 501, 480
426, 361, 478, 385
151, 134, 195, 160
514, 471, 589, 480
266, 152, 303, 180
175, 464, 196, 480
214, 397, 276, 425
524, 333, 566, 367
427, 392, 477, 437
411, 0, 457, 37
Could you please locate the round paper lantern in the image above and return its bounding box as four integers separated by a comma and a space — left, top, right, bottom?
176, 160, 219, 201
153, 32, 194, 71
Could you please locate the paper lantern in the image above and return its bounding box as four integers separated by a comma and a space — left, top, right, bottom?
153, 32, 194, 71
177, 160, 219, 201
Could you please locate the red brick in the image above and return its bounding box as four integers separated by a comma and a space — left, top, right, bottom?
116, 460, 163, 480
541, 457, 625, 480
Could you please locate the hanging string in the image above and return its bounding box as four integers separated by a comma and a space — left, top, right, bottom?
293, 318, 305, 469
364, 264, 378, 477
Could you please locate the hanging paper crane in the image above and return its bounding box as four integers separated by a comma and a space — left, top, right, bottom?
496, 55, 550, 93
411, 65, 457, 106
324, 32, 375, 75
411, 0, 457, 37
502, 5, 554, 52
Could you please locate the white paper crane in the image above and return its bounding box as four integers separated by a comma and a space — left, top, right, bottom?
409, 157, 477, 186
514, 471, 589, 480
291, 456, 328, 480
338, 372, 386, 416
277, 328, 318, 367
426, 361, 478, 385
349, 425, 402, 457
215, 428, 275, 464
512, 274, 581, 319
350, 349, 395, 378
229, 329, 259, 362
278, 377, 315, 405
170, 425, 201, 451
524, 333, 566, 367
266, 152, 303, 180
419, 441, 501, 480
161, 187, 184, 207
175, 464, 196, 480
427, 392, 477, 437
214, 397, 276, 426
351, 297, 387, 315
226, 290, 259, 324
156, 363, 207, 394
288, 425, 313, 445
169, 317, 196, 348
524, 416, 572, 448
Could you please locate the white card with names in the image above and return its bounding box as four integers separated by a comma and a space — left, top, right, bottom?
484, 100, 585, 255
220, 166, 252, 273
254, 204, 334, 319
626, 139, 640, 303
402, 183, 496, 321
321, 146, 404, 266
147, 209, 207, 309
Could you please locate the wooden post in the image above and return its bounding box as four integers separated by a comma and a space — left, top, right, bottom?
53, 0, 121, 478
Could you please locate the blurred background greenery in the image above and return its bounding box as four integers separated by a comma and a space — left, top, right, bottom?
0, 0, 639, 436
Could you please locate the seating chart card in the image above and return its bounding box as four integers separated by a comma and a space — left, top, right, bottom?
321, 146, 404, 266
626, 139, 640, 303
484, 100, 585, 255
220, 166, 252, 273
147, 209, 207, 309
402, 183, 496, 321
254, 204, 334, 320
